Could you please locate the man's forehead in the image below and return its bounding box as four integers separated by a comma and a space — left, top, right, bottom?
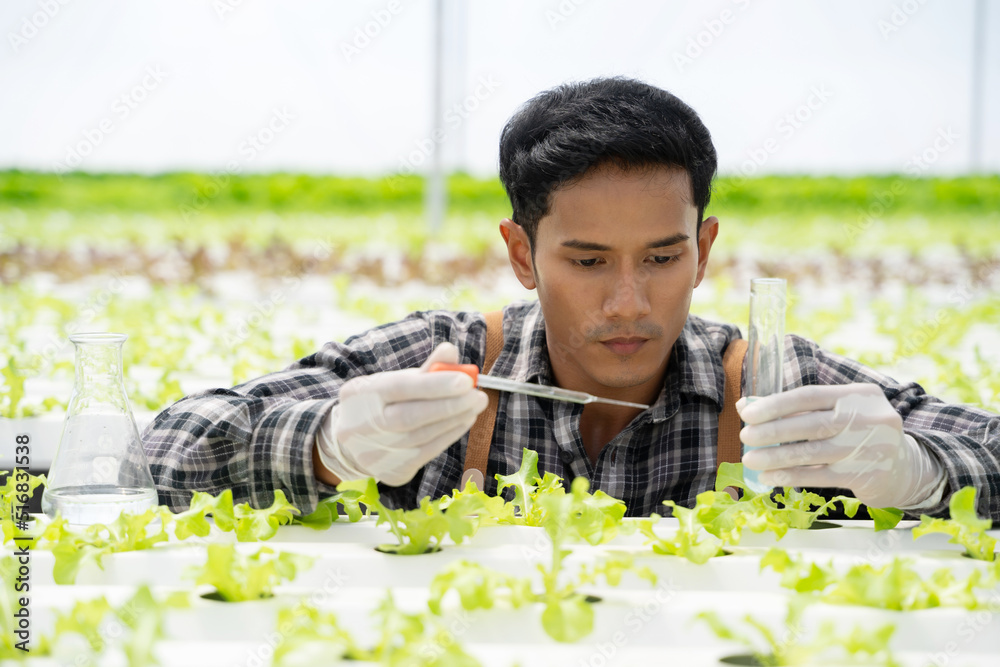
540, 165, 699, 240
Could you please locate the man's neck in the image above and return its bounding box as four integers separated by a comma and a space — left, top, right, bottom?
551, 353, 670, 466
579, 403, 645, 466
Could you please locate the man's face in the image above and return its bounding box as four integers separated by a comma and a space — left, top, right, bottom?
502, 165, 719, 401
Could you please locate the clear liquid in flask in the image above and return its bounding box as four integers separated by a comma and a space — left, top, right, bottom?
42, 485, 159, 525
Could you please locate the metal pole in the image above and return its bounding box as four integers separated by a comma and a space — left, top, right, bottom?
452, 0, 468, 172
426, 0, 446, 234
970, 0, 986, 173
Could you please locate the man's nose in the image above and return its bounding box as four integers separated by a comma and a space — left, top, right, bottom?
603, 265, 651, 320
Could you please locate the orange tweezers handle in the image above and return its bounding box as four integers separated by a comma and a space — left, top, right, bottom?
428, 362, 480, 387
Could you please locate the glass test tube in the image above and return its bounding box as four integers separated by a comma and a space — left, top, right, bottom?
742, 278, 787, 494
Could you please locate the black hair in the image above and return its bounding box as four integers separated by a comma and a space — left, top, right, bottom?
498, 76, 717, 248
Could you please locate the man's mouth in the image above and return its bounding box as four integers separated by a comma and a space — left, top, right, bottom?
600, 337, 648, 355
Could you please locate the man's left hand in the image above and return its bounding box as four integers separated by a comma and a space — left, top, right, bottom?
737, 383, 945, 509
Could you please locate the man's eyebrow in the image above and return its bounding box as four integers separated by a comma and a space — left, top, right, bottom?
560, 233, 690, 252
645, 233, 690, 248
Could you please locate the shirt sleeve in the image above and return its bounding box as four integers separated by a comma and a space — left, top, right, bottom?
140, 310, 483, 514
783, 334, 1000, 520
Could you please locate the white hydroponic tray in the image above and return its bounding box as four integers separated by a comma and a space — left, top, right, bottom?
6, 516, 1000, 666
0, 412, 158, 470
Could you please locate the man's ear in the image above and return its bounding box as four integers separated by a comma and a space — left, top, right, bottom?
500, 218, 536, 290
694, 216, 719, 288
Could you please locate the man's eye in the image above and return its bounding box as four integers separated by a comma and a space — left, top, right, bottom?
652, 255, 678, 265
575, 258, 600, 267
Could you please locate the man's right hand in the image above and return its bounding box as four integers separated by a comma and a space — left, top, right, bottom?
315, 342, 489, 486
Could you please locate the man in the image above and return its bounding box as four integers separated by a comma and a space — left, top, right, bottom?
142, 77, 1000, 519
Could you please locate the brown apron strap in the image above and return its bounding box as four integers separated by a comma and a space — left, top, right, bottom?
461, 309, 505, 490
718, 338, 749, 469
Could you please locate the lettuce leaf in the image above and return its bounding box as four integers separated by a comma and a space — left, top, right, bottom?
540, 594, 594, 644
867, 506, 905, 531
760, 548, 987, 611
188, 543, 314, 602
495, 448, 541, 522
913, 486, 996, 561
640, 507, 726, 565
233, 489, 299, 542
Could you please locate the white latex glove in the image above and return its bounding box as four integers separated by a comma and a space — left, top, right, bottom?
316, 342, 489, 486
738, 383, 946, 509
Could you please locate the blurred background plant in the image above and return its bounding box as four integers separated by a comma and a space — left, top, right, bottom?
1, 0, 998, 419
2, 171, 998, 418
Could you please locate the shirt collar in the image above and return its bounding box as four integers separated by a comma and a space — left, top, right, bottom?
491, 300, 552, 384
671, 315, 727, 409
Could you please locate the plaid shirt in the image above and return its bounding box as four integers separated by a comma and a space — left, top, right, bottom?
142, 300, 1000, 519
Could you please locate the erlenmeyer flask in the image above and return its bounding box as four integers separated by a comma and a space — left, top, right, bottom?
42, 333, 159, 524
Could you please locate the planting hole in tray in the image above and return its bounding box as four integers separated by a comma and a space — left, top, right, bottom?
719, 654, 767, 666
200, 591, 274, 603
808, 521, 841, 530
373, 544, 442, 555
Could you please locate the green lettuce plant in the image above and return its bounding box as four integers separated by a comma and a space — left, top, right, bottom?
639, 504, 727, 565
913, 486, 997, 561
0, 560, 186, 665
272, 603, 363, 664
187, 543, 314, 602
50, 585, 188, 666
494, 448, 629, 543
635, 463, 891, 564
272, 594, 482, 666
697, 596, 901, 666
320, 447, 629, 555
18, 487, 301, 584
332, 477, 479, 555
760, 548, 990, 611
426, 549, 655, 644
38, 509, 171, 585
292, 488, 370, 527
426, 464, 652, 644
0, 469, 46, 543
427, 559, 535, 616
694, 463, 866, 544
